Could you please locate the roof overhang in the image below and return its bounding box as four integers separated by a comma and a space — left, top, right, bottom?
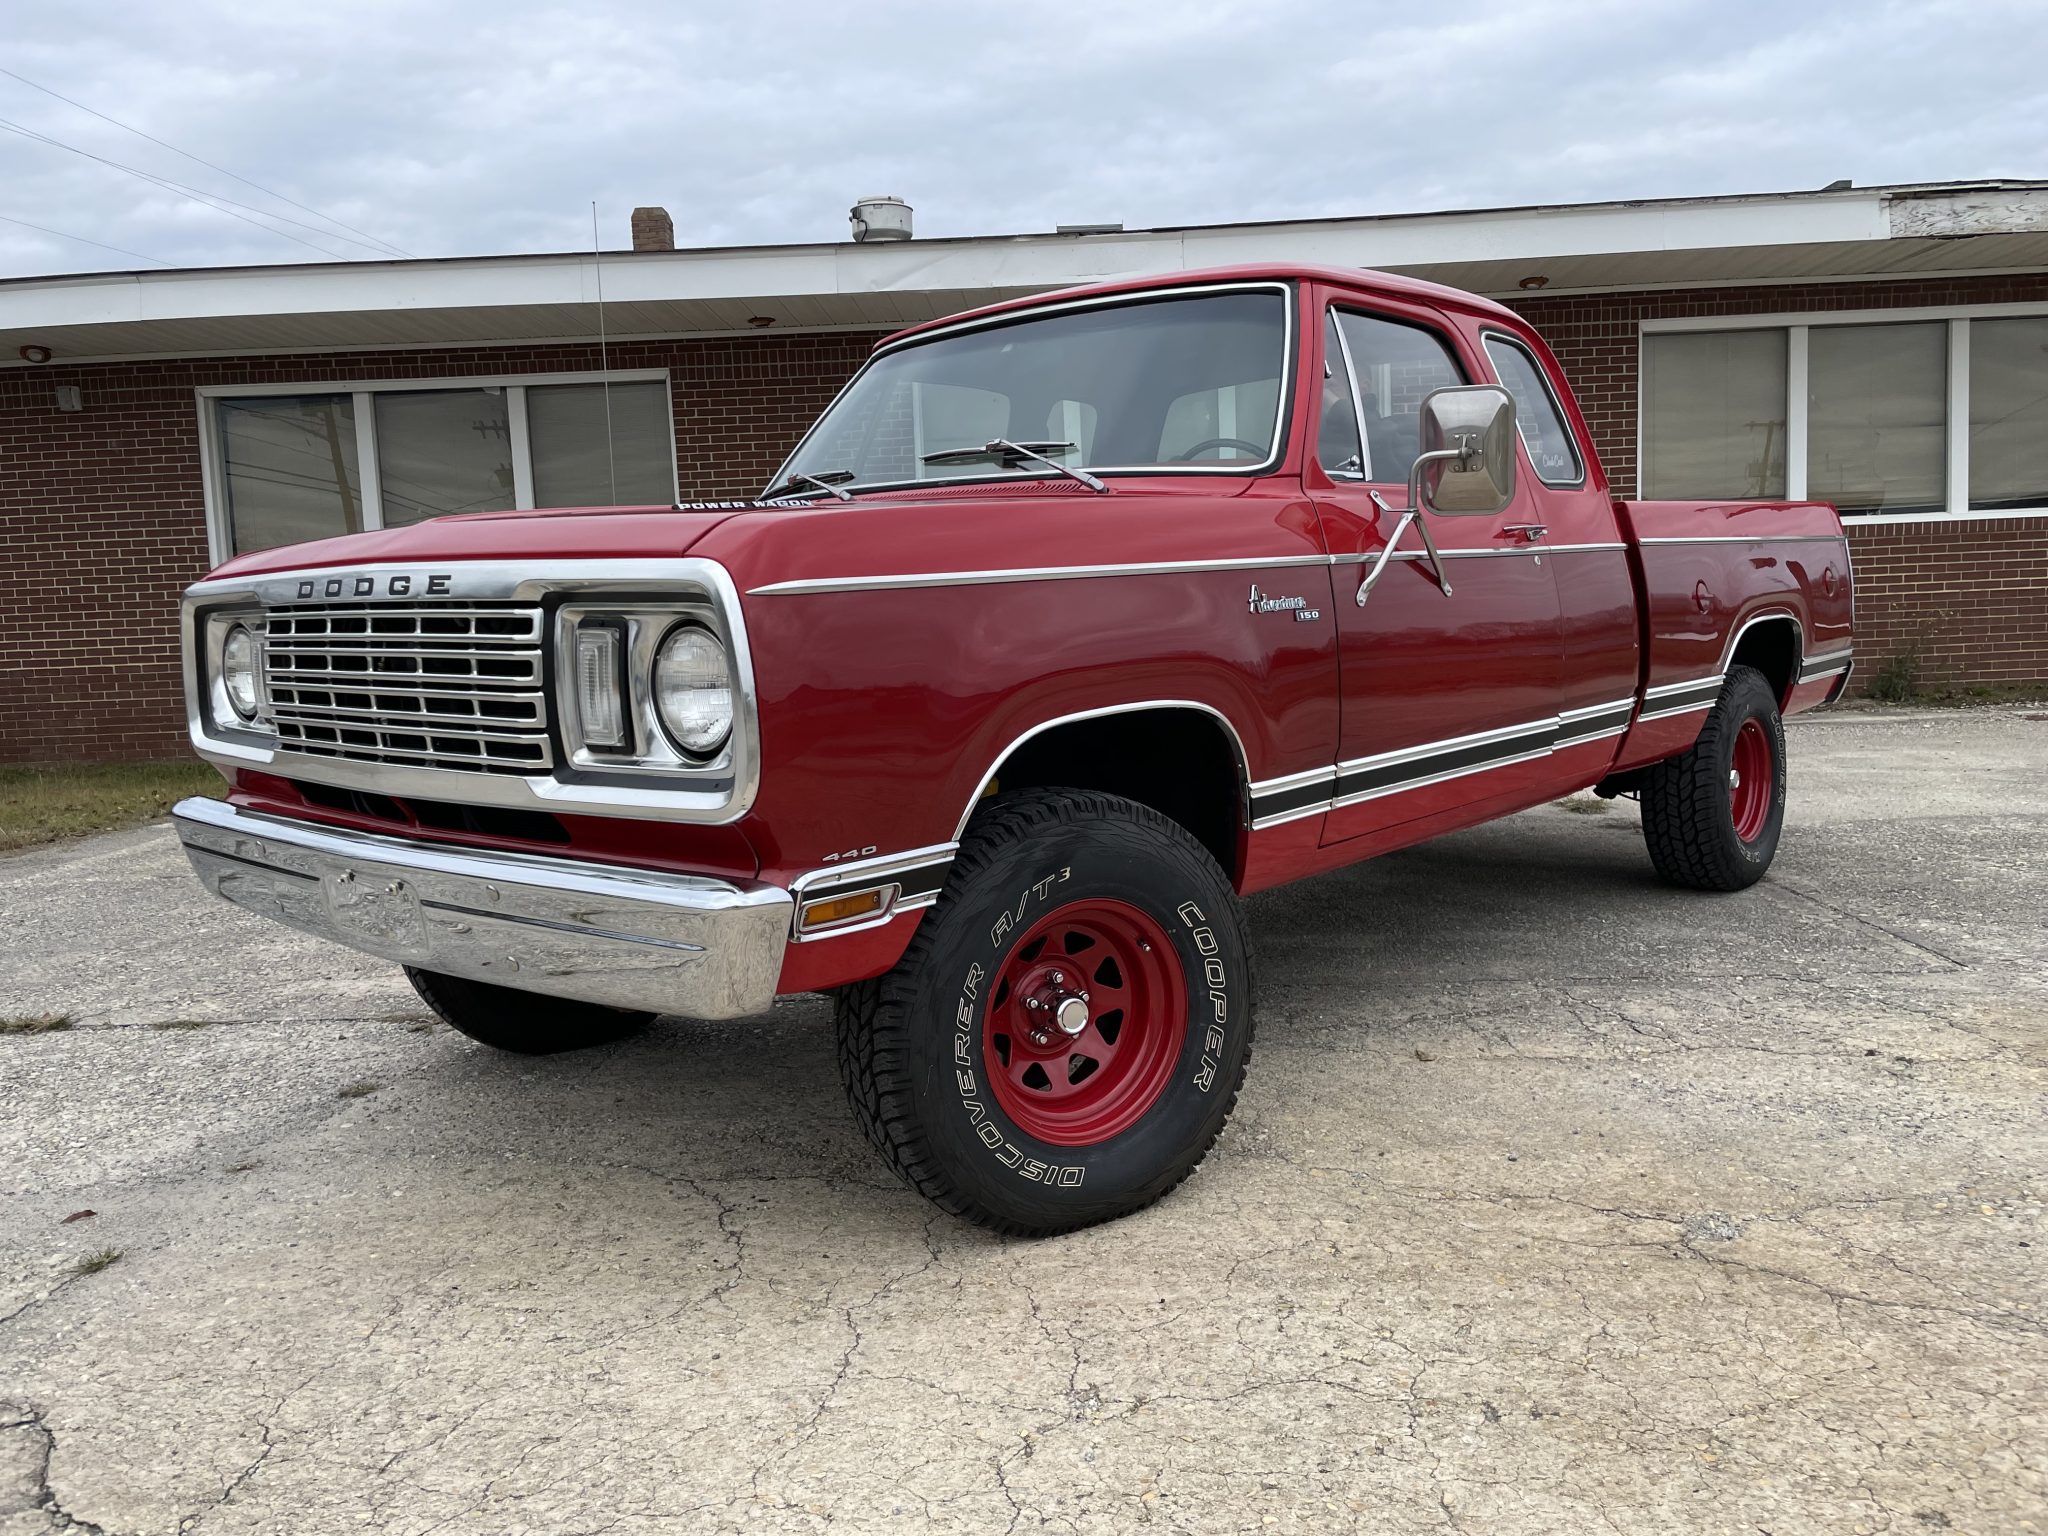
4, 180, 2045, 366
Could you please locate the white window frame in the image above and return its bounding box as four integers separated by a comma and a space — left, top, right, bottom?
196, 368, 676, 564
1639, 301, 2048, 526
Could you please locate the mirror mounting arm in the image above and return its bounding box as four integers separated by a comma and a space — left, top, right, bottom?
1358, 449, 1462, 607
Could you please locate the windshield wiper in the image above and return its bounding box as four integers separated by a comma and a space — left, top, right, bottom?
766, 469, 856, 501
919, 439, 1109, 494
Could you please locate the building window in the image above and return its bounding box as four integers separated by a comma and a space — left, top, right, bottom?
1969, 316, 2048, 511
1807, 322, 1946, 517
201, 371, 674, 558
1641, 330, 1788, 500
375, 388, 517, 527
1640, 306, 2048, 522
218, 395, 364, 554
528, 380, 676, 507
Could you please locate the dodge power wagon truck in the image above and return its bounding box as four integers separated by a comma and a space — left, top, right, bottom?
173, 264, 1853, 1234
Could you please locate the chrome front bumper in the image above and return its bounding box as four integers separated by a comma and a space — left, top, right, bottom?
172, 798, 792, 1019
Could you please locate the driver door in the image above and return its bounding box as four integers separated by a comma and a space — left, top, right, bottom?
1307, 297, 1565, 848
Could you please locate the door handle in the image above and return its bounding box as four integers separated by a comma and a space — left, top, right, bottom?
1502, 524, 1548, 543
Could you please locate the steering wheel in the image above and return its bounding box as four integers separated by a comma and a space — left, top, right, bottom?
1169, 437, 1267, 463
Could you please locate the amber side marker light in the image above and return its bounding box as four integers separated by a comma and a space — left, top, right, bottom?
800, 889, 892, 931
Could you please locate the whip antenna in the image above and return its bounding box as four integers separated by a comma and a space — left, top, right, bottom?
591, 201, 617, 504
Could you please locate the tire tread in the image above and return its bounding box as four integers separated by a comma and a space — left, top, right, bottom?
834, 788, 1254, 1237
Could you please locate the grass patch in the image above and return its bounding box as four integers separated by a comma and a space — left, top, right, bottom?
0, 762, 223, 854
1, 1012, 73, 1035
72, 1247, 122, 1276
1554, 797, 1610, 815
337, 1079, 382, 1100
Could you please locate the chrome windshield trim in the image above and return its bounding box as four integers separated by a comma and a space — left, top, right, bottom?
766, 280, 1298, 496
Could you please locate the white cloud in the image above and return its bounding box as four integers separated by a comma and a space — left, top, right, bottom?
0, 0, 2041, 276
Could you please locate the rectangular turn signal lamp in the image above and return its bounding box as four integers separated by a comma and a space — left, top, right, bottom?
574, 623, 627, 749
799, 888, 892, 932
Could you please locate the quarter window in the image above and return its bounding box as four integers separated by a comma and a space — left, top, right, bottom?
1316, 313, 1365, 476
1484, 334, 1582, 486
1331, 310, 1463, 483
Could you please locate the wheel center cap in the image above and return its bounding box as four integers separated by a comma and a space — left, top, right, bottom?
1054, 996, 1090, 1037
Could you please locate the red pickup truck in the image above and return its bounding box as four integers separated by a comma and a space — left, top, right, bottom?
174, 264, 1852, 1234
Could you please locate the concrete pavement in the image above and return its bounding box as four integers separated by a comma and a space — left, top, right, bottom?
2, 709, 2043, 1534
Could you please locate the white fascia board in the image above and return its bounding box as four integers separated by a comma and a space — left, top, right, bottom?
0, 186, 1923, 335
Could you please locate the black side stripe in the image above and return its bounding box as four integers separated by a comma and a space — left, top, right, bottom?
1799, 652, 1852, 681
1554, 703, 1636, 747
1639, 679, 1725, 717
1334, 726, 1556, 803
1249, 778, 1336, 821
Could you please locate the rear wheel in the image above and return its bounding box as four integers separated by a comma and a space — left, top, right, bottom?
405, 967, 654, 1054
835, 788, 1255, 1236
1640, 664, 1787, 891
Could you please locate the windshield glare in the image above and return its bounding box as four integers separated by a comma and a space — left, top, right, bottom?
775, 290, 1288, 492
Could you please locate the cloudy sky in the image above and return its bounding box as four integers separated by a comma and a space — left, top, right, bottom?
2, 0, 2042, 276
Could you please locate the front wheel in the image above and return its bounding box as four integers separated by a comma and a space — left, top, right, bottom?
1640, 663, 1787, 891
405, 967, 654, 1054
835, 789, 1255, 1236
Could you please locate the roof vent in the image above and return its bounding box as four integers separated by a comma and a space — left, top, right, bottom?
850, 196, 913, 242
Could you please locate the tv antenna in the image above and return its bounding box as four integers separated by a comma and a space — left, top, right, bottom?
592, 201, 617, 504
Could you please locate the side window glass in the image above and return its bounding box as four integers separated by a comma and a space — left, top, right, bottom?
1484, 334, 1584, 486
1334, 310, 1463, 484
1317, 312, 1364, 476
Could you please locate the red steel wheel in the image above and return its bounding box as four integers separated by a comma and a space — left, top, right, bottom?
1728, 715, 1774, 844
982, 898, 1187, 1147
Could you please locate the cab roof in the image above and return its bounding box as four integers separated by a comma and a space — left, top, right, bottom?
877, 262, 1527, 351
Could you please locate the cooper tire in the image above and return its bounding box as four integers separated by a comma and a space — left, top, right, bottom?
1640, 663, 1787, 892
404, 967, 654, 1055
835, 788, 1255, 1236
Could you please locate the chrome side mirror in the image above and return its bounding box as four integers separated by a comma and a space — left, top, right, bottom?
1413, 385, 1517, 517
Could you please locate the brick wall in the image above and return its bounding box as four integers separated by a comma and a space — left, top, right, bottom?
0, 331, 883, 765
1509, 274, 2048, 695
3, 275, 2044, 767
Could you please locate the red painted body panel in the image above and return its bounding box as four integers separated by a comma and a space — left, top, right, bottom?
196, 263, 1852, 1001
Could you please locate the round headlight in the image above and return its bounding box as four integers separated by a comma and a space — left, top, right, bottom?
222, 623, 261, 720
653, 625, 733, 755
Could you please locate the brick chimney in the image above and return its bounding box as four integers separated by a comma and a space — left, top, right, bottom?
630, 207, 674, 252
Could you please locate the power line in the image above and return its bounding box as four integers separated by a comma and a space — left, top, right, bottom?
0, 64, 411, 258
0, 116, 365, 261
0, 210, 173, 267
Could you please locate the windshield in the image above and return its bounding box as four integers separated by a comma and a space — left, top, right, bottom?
771, 288, 1290, 493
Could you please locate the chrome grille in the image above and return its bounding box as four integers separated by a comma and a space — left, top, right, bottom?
261, 601, 551, 775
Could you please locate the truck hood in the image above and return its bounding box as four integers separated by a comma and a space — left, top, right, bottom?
205, 503, 750, 580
